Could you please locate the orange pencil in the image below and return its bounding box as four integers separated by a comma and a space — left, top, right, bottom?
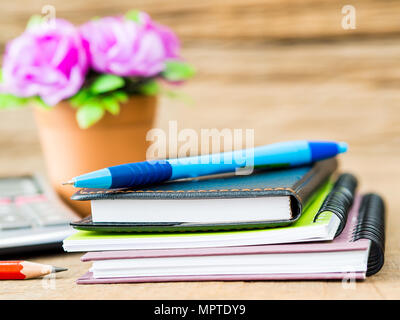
0, 261, 67, 279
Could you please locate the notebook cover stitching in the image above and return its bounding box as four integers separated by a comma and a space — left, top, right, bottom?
76, 186, 297, 194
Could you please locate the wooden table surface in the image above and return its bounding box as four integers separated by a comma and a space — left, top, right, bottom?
1, 36, 400, 299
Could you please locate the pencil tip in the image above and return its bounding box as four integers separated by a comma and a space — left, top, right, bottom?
52, 267, 68, 273
61, 180, 74, 186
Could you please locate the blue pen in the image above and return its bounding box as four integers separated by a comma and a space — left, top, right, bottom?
63, 140, 348, 189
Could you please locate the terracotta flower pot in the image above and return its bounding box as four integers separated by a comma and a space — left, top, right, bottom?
34, 95, 157, 217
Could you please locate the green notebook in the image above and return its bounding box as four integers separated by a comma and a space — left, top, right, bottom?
63, 181, 341, 252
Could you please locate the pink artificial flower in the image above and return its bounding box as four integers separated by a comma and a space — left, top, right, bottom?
1, 19, 88, 106
80, 13, 180, 77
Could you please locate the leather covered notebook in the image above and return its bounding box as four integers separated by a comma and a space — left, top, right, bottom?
70, 158, 337, 232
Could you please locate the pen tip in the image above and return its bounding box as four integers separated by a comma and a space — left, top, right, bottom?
52, 267, 68, 273
61, 180, 74, 186
338, 142, 348, 153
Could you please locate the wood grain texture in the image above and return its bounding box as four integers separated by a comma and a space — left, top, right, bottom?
0, 36, 399, 298
1, 0, 400, 51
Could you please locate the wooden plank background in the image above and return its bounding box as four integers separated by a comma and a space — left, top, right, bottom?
0, 0, 400, 299
0, 0, 400, 47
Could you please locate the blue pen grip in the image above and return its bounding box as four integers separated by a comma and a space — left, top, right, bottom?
108, 160, 173, 188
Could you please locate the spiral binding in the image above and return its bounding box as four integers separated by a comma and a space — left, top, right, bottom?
314, 173, 358, 237
353, 193, 386, 276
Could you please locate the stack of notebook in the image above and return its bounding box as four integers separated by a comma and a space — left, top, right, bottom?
63, 158, 386, 284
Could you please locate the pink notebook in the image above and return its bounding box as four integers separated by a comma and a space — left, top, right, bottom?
76, 195, 380, 284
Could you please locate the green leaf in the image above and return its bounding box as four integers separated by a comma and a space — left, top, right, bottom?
0, 94, 29, 109
90, 74, 125, 95
26, 15, 43, 30
102, 96, 120, 115
76, 101, 105, 129
162, 89, 194, 106
139, 80, 160, 96
125, 10, 142, 23
69, 89, 92, 108
162, 61, 195, 82
112, 91, 129, 103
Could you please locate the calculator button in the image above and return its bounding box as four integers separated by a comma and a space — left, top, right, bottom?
19, 202, 69, 227
0, 214, 32, 230
39, 215, 70, 227
0, 206, 12, 215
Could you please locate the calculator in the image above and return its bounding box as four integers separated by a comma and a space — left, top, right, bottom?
0, 175, 78, 255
